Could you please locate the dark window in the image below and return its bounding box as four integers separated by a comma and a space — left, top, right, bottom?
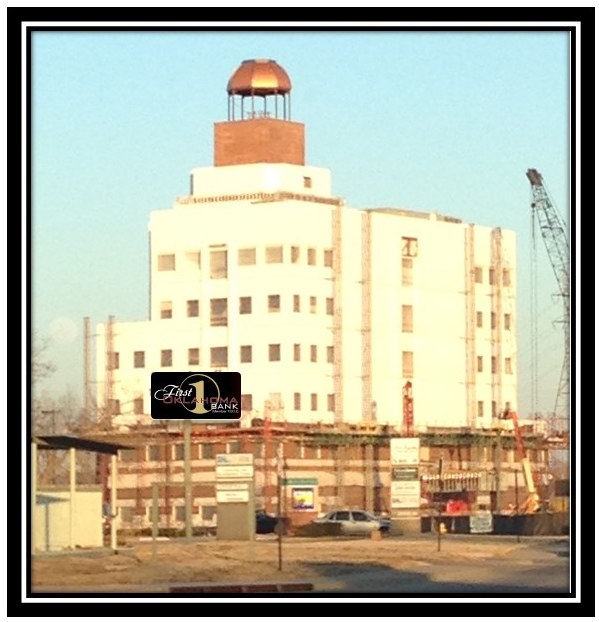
307, 248, 316, 265
240, 345, 252, 363
474, 267, 483, 283
265, 246, 283, 263
310, 345, 317, 362
187, 300, 199, 317
294, 393, 301, 410
324, 249, 333, 267
241, 394, 253, 411
134, 398, 144, 415
161, 349, 173, 367
238, 248, 256, 266
327, 346, 334, 363
134, 351, 145, 368
188, 348, 200, 366
174, 444, 184, 461
160, 301, 172, 319
291, 246, 300, 263
268, 295, 281, 312
294, 344, 301, 362
326, 297, 334, 315
210, 249, 227, 279
158, 254, 175, 271
311, 393, 317, 411
148, 445, 160, 461
210, 298, 228, 326
269, 344, 281, 362
239, 296, 252, 314
201, 444, 214, 459
210, 347, 228, 367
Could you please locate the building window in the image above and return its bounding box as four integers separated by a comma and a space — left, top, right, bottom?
294, 393, 301, 410
240, 345, 252, 363
327, 346, 334, 364
492, 401, 498, 417
160, 301, 173, 319
158, 253, 175, 271
502, 268, 511, 287
310, 345, 317, 363
134, 398, 144, 415
477, 401, 484, 418
474, 267, 483, 283
148, 445, 160, 461
489, 268, 496, 285
324, 249, 333, 267
293, 343, 301, 362
108, 399, 120, 415
293, 295, 300, 312
490, 312, 496, 330
120, 507, 134, 523
254, 442, 265, 459
210, 298, 228, 326
201, 443, 214, 459
505, 358, 513, 374
269, 344, 281, 362
108, 352, 119, 370
291, 246, 300, 263
327, 394, 335, 412
161, 349, 173, 367
174, 506, 186, 522
402, 305, 413, 333
134, 351, 145, 368
238, 248, 256, 266
303, 176, 312, 188
491, 356, 497, 374
265, 246, 283, 263
201, 506, 217, 522
476, 311, 483, 328
228, 440, 242, 454
310, 296, 317, 313
310, 393, 318, 411
185, 251, 201, 268
173, 444, 185, 461
210, 249, 227, 279
504, 313, 511, 330
239, 296, 252, 314
326, 297, 334, 315
307, 247, 316, 266
241, 394, 253, 412
401, 257, 413, 286
188, 348, 199, 366
187, 300, 199, 317
402, 351, 414, 378
120, 449, 136, 463
268, 295, 281, 312
477, 356, 483, 372
401, 237, 418, 257
210, 347, 228, 367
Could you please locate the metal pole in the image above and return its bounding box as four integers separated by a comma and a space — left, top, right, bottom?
277, 443, 283, 571
437, 458, 443, 552
110, 454, 117, 552
152, 483, 159, 561
184, 419, 192, 542
31, 441, 37, 553
494, 429, 502, 512
514, 469, 520, 543
69, 447, 76, 549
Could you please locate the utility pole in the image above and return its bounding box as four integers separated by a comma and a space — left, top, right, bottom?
184, 419, 192, 542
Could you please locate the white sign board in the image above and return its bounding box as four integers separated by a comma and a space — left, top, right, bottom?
216, 489, 250, 503
216, 453, 253, 466
216, 465, 254, 480
391, 480, 421, 509
390, 438, 420, 466
216, 482, 249, 492
469, 511, 494, 534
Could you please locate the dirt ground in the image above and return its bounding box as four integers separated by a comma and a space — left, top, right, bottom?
31, 534, 533, 590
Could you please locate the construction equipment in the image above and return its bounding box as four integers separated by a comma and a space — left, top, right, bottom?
501, 409, 540, 513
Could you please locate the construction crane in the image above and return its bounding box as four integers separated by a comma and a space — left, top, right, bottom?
500, 409, 540, 513
526, 169, 570, 427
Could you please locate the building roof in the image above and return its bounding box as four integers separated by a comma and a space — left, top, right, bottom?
227, 59, 292, 96
33, 435, 133, 455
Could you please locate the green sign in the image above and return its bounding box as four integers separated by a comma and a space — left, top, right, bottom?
283, 477, 318, 486
391, 467, 419, 481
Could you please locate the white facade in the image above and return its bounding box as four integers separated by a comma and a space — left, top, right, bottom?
95, 161, 518, 432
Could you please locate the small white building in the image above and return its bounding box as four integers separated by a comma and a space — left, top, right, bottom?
95, 59, 518, 432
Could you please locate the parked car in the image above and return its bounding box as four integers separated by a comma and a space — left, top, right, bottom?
312, 509, 391, 536
255, 509, 278, 534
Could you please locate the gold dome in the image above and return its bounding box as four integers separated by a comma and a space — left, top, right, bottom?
227, 59, 292, 96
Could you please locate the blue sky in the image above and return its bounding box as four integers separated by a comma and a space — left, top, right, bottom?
29, 26, 575, 419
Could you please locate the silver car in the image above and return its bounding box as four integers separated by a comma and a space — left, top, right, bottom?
312, 510, 390, 536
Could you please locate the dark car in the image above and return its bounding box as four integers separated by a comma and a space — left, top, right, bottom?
255, 509, 278, 534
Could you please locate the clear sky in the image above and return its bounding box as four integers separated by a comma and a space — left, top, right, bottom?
28, 25, 575, 420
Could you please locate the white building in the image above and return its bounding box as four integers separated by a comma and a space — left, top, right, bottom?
95, 59, 518, 432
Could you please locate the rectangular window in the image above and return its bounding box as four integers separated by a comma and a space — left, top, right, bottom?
158, 253, 175, 271
265, 246, 283, 263
210, 249, 227, 279
269, 344, 281, 362
228, 440, 242, 454
134, 351, 145, 368
293, 343, 301, 362
474, 267, 483, 283
210, 347, 228, 368
477, 401, 484, 418
239, 296, 252, 314
324, 249, 333, 267
310, 345, 317, 363
202, 506, 217, 522
109, 352, 119, 370
502, 268, 511, 287
477, 356, 483, 372
505, 358, 513, 374
120, 507, 134, 523
268, 295, 281, 312
402, 305, 413, 333
120, 449, 136, 463
188, 348, 199, 366
238, 248, 256, 266
240, 345, 252, 363
326, 297, 334, 315
490, 312, 496, 329
402, 351, 414, 378
303, 176, 312, 188
241, 394, 253, 412
173, 443, 184, 461
401, 237, 418, 257
492, 401, 498, 417
491, 356, 497, 374
134, 398, 144, 415
201, 443, 214, 460
310, 296, 317, 313
161, 349, 173, 367
210, 298, 228, 326
148, 445, 160, 461
187, 300, 199, 317
401, 257, 413, 286
160, 301, 173, 319
291, 246, 300, 263
504, 313, 511, 330
476, 311, 483, 328
185, 251, 201, 268
294, 392, 301, 410
293, 295, 300, 312
310, 393, 318, 411
175, 506, 186, 522
327, 346, 334, 364
327, 394, 335, 412
307, 247, 316, 266
108, 399, 120, 415
489, 268, 496, 285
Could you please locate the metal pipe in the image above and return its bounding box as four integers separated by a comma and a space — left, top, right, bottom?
110, 454, 117, 551
31, 441, 37, 553
184, 419, 192, 542
69, 447, 76, 549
